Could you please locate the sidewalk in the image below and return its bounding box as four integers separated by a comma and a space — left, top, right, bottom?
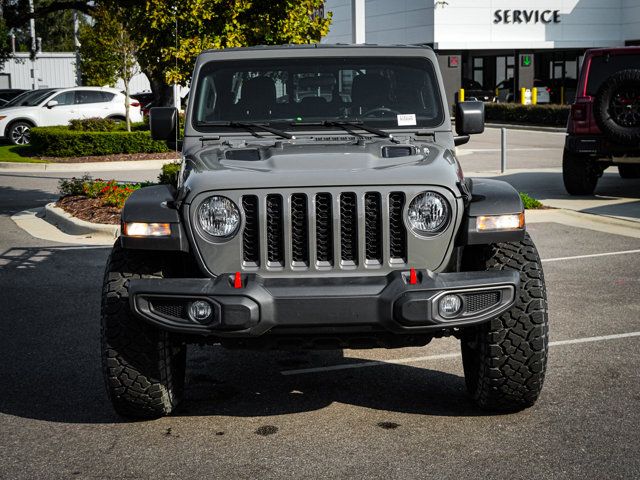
0, 158, 176, 172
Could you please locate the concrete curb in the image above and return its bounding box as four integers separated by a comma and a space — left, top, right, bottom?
44, 202, 120, 238
0, 158, 177, 172
11, 207, 117, 245
485, 123, 566, 133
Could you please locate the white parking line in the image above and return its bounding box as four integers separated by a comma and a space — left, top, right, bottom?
541, 249, 640, 263
280, 331, 640, 376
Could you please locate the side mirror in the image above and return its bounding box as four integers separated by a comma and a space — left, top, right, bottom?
46, 100, 59, 109
455, 100, 485, 136
150, 107, 178, 141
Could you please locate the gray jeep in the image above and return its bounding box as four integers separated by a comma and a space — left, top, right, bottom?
101, 45, 548, 418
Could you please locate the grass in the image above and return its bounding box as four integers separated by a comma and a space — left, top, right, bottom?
519, 192, 544, 209
0, 143, 45, 163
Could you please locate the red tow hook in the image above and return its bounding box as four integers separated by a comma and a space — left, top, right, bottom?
409, 268, 418, 285
234, 271, 243, 289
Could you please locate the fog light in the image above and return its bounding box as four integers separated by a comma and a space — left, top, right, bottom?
188, 300, 213, 323
439, 294, 462, 318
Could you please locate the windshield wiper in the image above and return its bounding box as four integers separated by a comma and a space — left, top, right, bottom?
292, 120, 399, 143
197, 121, 295, 139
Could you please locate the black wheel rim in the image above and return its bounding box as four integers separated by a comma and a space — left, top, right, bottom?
610, 87, 640, 128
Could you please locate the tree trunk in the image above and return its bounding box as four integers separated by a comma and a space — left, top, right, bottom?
124, 75, 131, 132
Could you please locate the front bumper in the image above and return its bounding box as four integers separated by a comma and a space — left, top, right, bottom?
128, 269, 519, 337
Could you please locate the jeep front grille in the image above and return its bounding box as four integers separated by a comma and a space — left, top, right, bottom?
240, 190, 407, 271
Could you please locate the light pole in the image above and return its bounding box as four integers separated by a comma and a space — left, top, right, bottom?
28, 0, 37, 90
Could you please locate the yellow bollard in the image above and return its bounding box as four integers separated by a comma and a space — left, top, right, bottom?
459, 88, 465, 102
560, 86, 565, 105
520, 87, 526, 105
532, 87, 538, 105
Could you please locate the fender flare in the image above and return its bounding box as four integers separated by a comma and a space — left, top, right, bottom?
120, 184, 189, 251
457, 178, 525, 245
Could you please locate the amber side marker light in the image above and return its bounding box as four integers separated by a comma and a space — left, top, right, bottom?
124, 222, 172, 237
476, 212, 525, 231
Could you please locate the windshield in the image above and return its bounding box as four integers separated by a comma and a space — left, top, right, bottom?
192, 56, 444, 133
4, 89, 57, 108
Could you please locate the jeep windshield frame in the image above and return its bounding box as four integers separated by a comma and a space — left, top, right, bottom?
190, 56, 445, 135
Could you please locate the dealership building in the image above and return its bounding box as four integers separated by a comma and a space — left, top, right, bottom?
322, 0, 640, 105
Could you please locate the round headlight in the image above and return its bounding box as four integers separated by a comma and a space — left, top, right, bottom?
408, 191, 450, 233
197, 196, 240, 237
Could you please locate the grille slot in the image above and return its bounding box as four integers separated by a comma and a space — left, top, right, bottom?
266, 194, 284, 265
290, 194, 309, 265
389, 192, 407, 261
464, 291, 501, 313
364, 192, 382, 263
315, 193, 334, 264
340, 192, 358, 264
242, 195, 260, 264
151, 299, 186, 319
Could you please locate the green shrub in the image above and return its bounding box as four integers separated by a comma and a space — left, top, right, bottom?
68, 118, 149, 132
59, 174, 92, 196
30, 127, 169, 157
158, 162, 181, 187
520, 192, 544, 209
483, 103, 570, 127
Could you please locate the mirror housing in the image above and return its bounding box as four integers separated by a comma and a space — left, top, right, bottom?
46, 100, 58, 109
150, 107, 178, 141
455, 101, 485, 136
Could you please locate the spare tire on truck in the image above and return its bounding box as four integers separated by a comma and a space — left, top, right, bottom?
593, 69, 640, 146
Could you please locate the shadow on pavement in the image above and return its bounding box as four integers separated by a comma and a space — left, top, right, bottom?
0, 246, 488, 425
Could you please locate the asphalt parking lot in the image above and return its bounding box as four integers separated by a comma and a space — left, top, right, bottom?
1, 128, 639, 479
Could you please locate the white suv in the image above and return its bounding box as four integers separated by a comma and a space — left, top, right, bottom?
0, 86, 143, 145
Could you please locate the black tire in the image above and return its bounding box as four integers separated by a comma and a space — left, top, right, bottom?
7, 120, 33, 145
593, 69, 640, 146
562, 148, 599, 195
618, 163, 640, 179
460, 233, 549, 412
101, 241, 186, 419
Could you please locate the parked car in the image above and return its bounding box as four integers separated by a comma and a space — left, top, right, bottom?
0, 88, 26, 102
0, 86, 143, 145
101, 44, 549, 419
495, 78, 550, 103
461, 78, 495, 102
563, 46, 640, 194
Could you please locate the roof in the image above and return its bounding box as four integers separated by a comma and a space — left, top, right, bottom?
201, 43, 433, 54
585, 46, 640, 56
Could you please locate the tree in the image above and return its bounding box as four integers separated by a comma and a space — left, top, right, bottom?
5, 0, 332, 105
78, 6, 138, 131
0, 17, 13, 67
3, 0, 88, 52
100, 0, 332, 105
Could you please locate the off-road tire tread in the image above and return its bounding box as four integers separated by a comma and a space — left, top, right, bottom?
101, 242, 185, 419
593, 69, 640, 146
562, 148, 598, 195
618, 163, 640, 179
461, 233, 549, 412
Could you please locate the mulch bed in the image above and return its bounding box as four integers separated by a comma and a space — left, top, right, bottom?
56, 195, 121, 225
41, 151, 179, 163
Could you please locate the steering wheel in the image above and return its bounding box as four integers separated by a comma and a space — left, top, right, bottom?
362, 107, 401, 118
